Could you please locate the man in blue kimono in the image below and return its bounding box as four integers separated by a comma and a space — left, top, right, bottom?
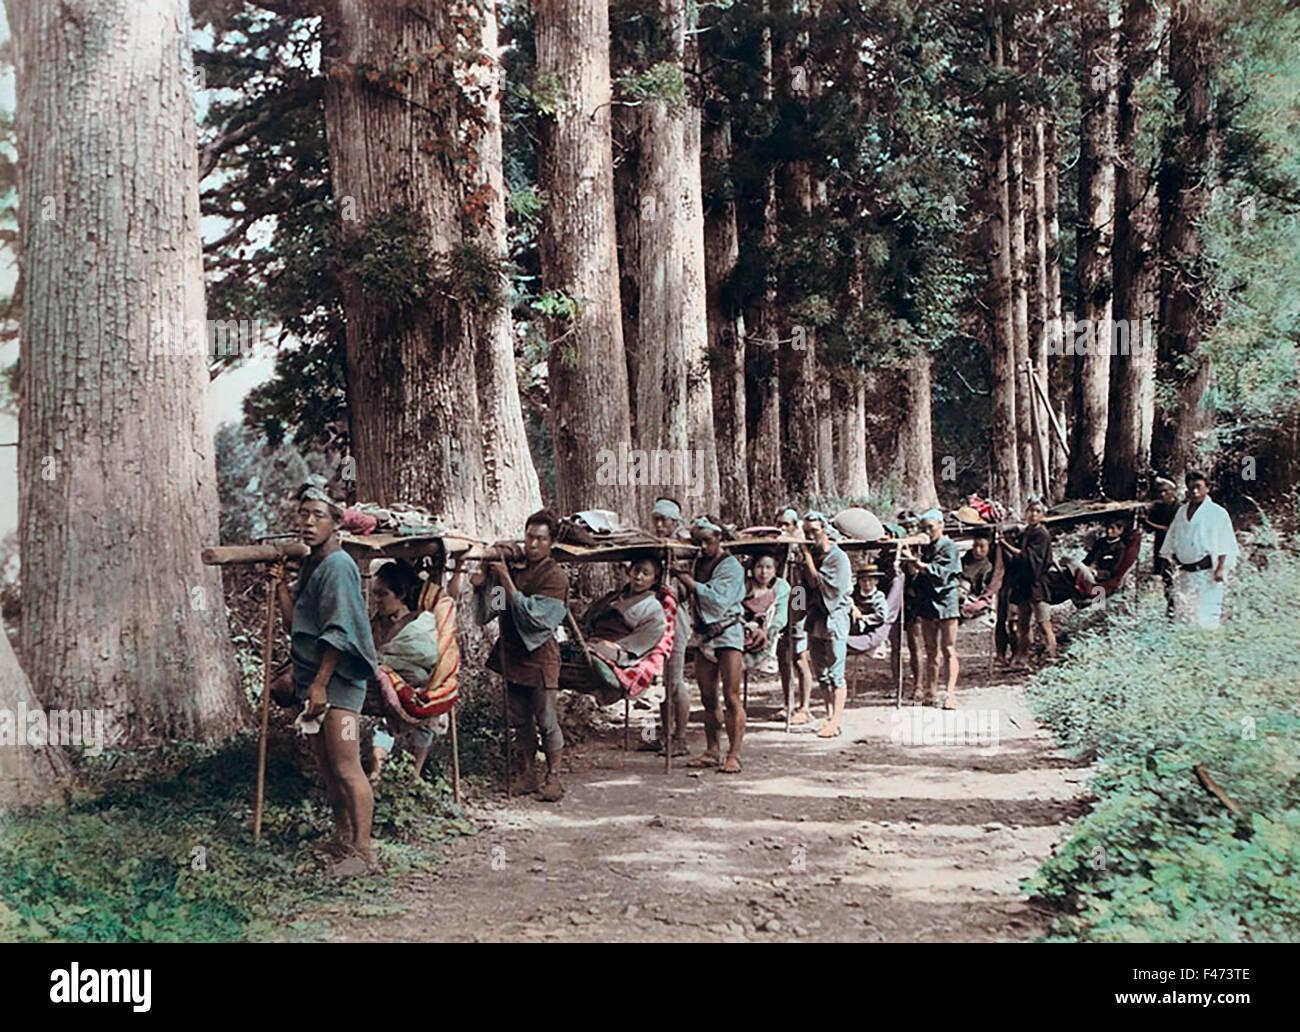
800, 510, 854, 738
901, 509, 962, 708
680, 517, 747, 773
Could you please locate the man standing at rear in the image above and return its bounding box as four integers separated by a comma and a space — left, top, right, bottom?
1159, 471, 1239, 629
902, 509, 962, 708
800, 511, 853, 738
643, 497, 691, 757
473, 510, 570, 801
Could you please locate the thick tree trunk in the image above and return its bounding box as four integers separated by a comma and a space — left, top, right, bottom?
0, 633, 71, 811
775, 0, 820, 501
13, 0, 243, 745
1106, 0, 1164, 498
471, 4, 543, 532
893, 355, 940, 510
703, 114, 750, 525
1044, 115, 1069, 501
1070, 0, 1118, 498
1027, 106, 1052, 500
634, 1, 720, 516
1156, 0, 1219, 475
1005, 12, 1036, 500
983, 0, 1021, 509
613, 103, 641, 438
321, 0, 538, 537
746, 17, 783, 521
837, 376, 871, 502
535, 0, 637, 521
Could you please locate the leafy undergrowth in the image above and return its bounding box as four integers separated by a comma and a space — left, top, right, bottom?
1024, 551, 1300, 942
0, 729, 474, 942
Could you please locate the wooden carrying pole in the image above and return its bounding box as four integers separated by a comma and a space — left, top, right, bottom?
202, 541, 309, 566
894, 542, 904, 708
253, 564, 280, 845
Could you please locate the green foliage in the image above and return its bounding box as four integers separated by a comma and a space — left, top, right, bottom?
508, 184, 545, 221
0, 734, 473, 942
1024, 554, 1300, 942
448, 241, 508, 308
520, 70, 564, 116
619, 61, 686, 105
342, 207, 436, 312
530, 289, 580, 321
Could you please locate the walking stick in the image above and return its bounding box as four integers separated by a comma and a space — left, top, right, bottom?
782, 549, 793, 734
894, 542, 904, 709
450, 702, 462, 806
664, 543, 673, 774
253, 562, 280, 845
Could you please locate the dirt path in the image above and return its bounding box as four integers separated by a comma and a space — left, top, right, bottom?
326, 636, 1092, 942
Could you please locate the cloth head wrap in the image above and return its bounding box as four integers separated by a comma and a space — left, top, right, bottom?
802, 509, 828, 525
691, 515, 722, 535
299, 484, 344, 519
919, 508, 944, 524
652, 498, 682, 522
778, 507, 799, 524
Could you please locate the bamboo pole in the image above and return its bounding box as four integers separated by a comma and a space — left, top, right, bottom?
664, 543, 673, 774
252, 564, 280, 845
894, 542, 904, 708
450, 703, 462, 806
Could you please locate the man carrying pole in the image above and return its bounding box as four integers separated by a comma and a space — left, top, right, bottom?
799, 511, 853, 738
642, 497, 691, 758
472, 510, 570, 802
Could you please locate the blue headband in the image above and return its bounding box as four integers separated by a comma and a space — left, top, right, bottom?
652, 499, 682, 522
692, 516, 722, 534
919, 508, 943, 524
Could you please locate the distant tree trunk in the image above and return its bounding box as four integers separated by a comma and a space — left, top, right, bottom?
703, 114, 750, 525
1044, 115, 1069, 500
837, 376, 871, 501
1026, 99, 1052, 500
0, 633, 71, 811
894, 355, 940, 510
535, 0, 637, 521
983, 0, 1021, 509
1156, 0, 1219, 475
1106, 0, 1165, 497
817, 372, 838, 500
613, 104, 641, 438
747, 16, 783, 520
13, 0, 243, 744
1005, 10, 1036, 500
1070, 0, 1118, 498
321, 0, 538, 536
775, 0, 819, 501
634, 1, 719, 516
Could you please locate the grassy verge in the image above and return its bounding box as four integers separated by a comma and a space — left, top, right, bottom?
1023, 552, 1300, 941
0, 725, 475, 942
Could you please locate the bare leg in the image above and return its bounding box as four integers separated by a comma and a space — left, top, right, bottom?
1013, 603, 1032, 663
940, 618, 959, 708
791, 649, 815, 724
314, 731, 353, 847
920, 620, 940, 703
718, 649, 746, 772
1040, 619, 1057, 660
907, 621, 923, 698
689, 654, 722, 765
323, 709, 373, 861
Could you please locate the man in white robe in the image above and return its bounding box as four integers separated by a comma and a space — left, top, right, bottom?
1158, 471, 1240, 628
